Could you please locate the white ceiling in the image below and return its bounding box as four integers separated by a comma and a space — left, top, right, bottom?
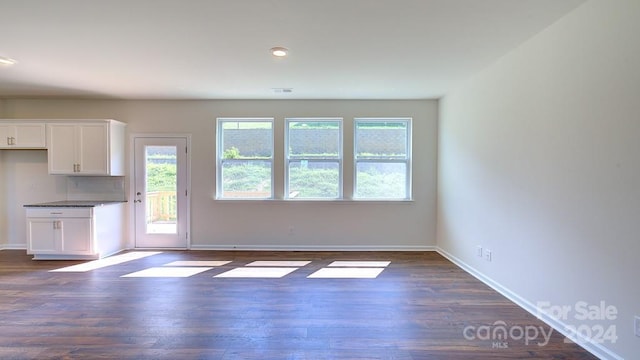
0, 0, 584, 100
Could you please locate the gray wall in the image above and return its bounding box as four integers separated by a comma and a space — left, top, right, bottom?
438, 1, 639, 358
0, 99, 438, 250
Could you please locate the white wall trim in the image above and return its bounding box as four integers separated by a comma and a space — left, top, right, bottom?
436, 247, 623, 360
0, 245, 27, 250
190, 244, 436, 252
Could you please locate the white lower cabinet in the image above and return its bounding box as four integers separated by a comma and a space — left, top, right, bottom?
26, 204, 124, 260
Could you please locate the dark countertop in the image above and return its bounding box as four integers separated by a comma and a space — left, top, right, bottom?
24, 201, 127, 208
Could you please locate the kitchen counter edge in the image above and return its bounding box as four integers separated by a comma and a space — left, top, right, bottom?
24, 201, 127, 208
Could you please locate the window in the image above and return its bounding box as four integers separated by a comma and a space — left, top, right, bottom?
217, 118, 273, 199
285, 118, 342, 199
354, 118, 411, 200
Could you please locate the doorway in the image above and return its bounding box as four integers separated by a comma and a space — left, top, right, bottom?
133, 136, 189, 248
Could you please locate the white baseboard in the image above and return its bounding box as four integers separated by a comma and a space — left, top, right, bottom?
0, 244, 27, 250
190, 244, 436, 252
436, 247, 622, 360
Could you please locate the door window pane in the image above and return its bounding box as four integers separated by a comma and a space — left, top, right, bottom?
145, 146, 177, 234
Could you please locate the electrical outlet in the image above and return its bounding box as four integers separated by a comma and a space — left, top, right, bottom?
635, 316, 640, 337
476, 246, 483, 258
484, 249, 492, 262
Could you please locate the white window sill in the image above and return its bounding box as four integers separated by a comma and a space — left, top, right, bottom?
214, 198, 414, 205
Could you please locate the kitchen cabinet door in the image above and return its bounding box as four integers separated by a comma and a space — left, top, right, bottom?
47, 121, 124, 175
47, 124, 77, 174
59, 218, 92, 254
27, 217, 92, 256
0, 124, 11, 147
76, 123, 109, 174
27, 218, 58, 253
0, 123, 46, 148
47, 123, 108, 175
14, 124, 46, 147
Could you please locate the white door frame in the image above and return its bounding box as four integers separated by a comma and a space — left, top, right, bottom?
128, 133, 191, 249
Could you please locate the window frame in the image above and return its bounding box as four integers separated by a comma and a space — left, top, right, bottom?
284, 117, 343, 200
353, 118, 412, 200
216, 117, 274, 200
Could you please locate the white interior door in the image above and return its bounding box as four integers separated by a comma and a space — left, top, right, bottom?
134, 137, 189, 248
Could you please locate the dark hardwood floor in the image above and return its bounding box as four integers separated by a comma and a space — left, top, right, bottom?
0, 250, 597, 359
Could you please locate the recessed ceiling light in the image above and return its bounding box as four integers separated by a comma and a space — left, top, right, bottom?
270, 47, 288, 57
0, 56, 17, 66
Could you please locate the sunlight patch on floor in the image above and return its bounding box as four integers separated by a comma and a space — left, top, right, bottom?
214, 267, 298, 278
121, 267, 213, 278
50, 251, 163, 272
163, 260, 231, 267
307, 267, 385, 279
245, 260, 311, 267
50, 255, 391, 279
328, 261, 390, 267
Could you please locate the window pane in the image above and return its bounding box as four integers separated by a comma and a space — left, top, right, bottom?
288, 161, 340, 199
218, 118, 273, 199
288, 120, 340, 158
222, 121, 272, 158
355, 162, 407, 199
356, 121, 408, 158
222, 160, 272, 198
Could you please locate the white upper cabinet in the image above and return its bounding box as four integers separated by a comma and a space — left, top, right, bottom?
0, 122, 46, 149
47, 120, 126, 176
